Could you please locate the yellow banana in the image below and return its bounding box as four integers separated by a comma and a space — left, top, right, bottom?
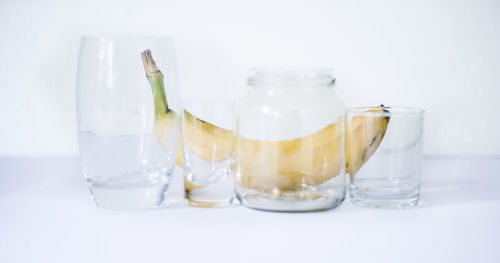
179, 110, 234, 192
142, 49, 390, 192
239, 106, 389, 190
346, 106, 390, 179
141, 50, 179, 152
238, 122, 343, 190
182, 110, 234, 162
142, 50, 232, 192
175, 108, 388, 191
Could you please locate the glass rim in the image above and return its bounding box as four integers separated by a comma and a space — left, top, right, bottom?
346, 106, 425, 115
181, 98, 235, 106
247, 67, 335, 86
80, 36, 175, 42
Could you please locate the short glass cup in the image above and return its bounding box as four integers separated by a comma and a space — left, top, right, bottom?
346, 107, 424, 208
76, 37, 180, 209
182, 99, 235, 207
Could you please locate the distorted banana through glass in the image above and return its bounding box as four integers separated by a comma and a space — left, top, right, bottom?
141, 49, 390, 192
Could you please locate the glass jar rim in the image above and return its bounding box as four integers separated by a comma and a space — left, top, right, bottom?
81, 35, 174, 40
247, 67, 335, 86
80, 36, 174, 42
346, 106, 425, 115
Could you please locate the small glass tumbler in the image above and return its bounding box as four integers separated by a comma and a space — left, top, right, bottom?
182, 99, 235, 207
346, 107, 424, 208
76, 37, 180, 209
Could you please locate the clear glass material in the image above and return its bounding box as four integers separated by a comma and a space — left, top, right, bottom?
182, 99, 235, 207
346, 107, 424, 208
76, 37, 180, 209
236, 67, 346, 212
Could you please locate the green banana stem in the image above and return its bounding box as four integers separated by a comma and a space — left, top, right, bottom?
141, 49, 170, 117
148, 76, 170, 117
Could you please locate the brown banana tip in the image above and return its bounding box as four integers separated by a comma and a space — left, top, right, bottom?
380, 104, 391, 119
141, 49, 162, 77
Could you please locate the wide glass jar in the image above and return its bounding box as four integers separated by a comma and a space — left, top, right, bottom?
236, 67, 346, 211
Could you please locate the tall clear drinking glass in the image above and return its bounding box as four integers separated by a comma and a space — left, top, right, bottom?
76, 37, 180, 209
346, 107, 424, 208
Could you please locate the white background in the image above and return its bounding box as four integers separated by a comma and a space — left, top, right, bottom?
1, 0, 499, 156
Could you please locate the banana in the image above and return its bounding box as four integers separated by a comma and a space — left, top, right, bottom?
141, 50, 179, 152
142, 49, 390, 192
346, 106, 390, 179
153, 113, 178, 152
239, 122, 343, 190
142, 50, 231, 192
239, 106, 389, 190
183, 110, 234, 162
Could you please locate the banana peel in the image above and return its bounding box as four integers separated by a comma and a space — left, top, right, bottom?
239, 122, 343, 190
175, 106, 389, 191
183, 110, 234, 162
179, 110, 234, 192
142, 49, 232, 192
346, 107, 390, 179
142, 49, 390, 192
238, 105, 389, 190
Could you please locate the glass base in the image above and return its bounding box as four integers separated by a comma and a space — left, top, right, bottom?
349, 183, 420, 209
89, 184, 168, 210
185, 197, 232, 208
184, 180, 234, 208
183, 156, 234, 208
237, 186, 345, 212
86, 168, 172, 209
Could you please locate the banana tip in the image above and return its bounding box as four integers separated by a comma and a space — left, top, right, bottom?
141, 49, 162, 77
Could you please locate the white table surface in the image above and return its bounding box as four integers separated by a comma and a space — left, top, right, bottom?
1, 156, 499, 263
